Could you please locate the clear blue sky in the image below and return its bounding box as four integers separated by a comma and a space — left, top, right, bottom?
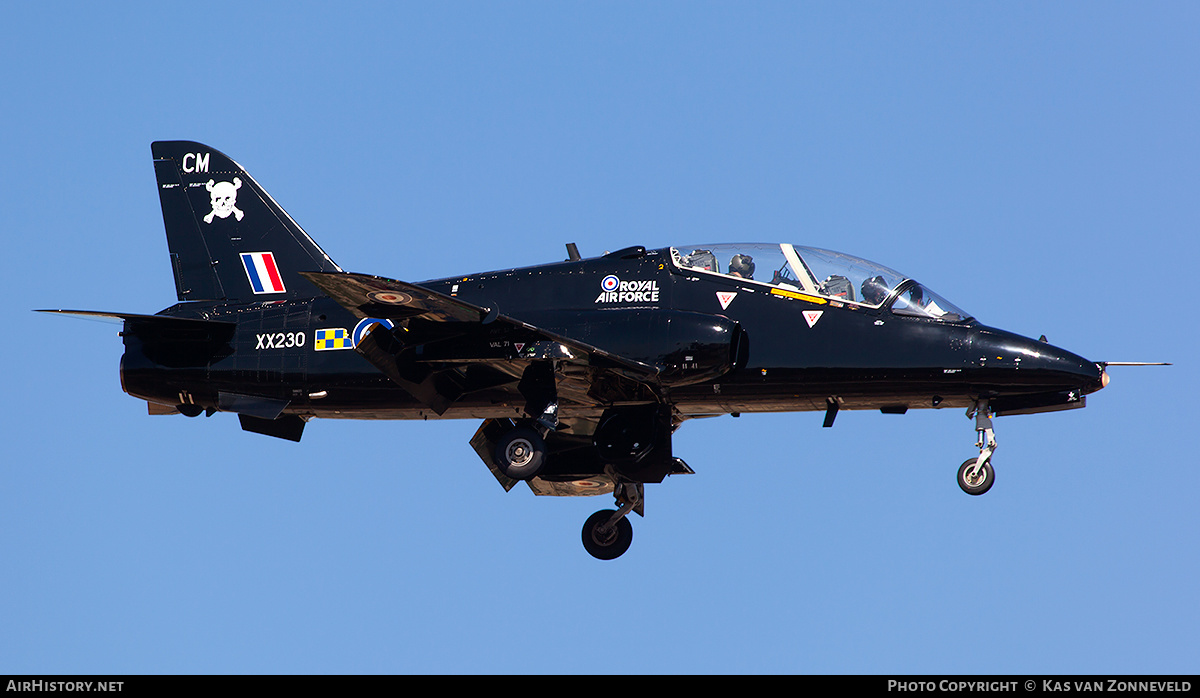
3, 2, 1196, 674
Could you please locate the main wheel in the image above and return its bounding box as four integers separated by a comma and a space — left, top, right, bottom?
494, 427, 546, 480
581, 509, 634, 560
957, 458, 995, 496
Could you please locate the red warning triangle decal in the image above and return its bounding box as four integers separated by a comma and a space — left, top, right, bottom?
716, 291, 737, 310
803, 310, 823, 328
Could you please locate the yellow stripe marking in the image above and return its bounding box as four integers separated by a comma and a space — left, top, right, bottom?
770, 288, 828, 304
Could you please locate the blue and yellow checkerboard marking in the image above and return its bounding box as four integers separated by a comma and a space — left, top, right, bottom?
315, 328, 352, 351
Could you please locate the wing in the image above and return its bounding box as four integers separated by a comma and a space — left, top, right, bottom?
300, 271, 665, 415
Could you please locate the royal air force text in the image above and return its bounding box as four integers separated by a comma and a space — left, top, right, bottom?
595, 280, 660, 304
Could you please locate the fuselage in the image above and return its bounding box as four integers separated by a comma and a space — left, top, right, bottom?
120, 245, 1105, 422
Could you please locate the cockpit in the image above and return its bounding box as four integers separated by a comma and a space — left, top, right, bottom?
669, 243, 971, 322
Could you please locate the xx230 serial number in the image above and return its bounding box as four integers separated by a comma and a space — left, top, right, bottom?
255, 332, 305, 349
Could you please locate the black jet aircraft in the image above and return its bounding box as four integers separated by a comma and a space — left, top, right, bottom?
41, 141, 1156, 559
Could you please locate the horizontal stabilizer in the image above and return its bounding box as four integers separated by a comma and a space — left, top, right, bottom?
36, 309, 236, 328
36, 310, 237, 352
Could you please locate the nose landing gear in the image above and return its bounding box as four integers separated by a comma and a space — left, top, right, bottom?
959, 400, 996, 496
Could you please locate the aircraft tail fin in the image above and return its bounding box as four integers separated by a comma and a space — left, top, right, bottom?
151, 141, 342, 302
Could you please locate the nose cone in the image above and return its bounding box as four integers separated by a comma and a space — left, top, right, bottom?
970, 327, 1105, 395
1039, 342, 1106, 395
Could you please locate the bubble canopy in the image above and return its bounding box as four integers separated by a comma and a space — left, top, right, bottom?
669, 243, 971, 322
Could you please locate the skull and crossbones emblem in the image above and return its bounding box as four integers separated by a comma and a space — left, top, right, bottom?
203, 177, 244, 223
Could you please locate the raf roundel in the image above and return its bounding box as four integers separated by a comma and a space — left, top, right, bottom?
352, 317, 396, 347
367, 290, 411, 305
601, 275, 620, 292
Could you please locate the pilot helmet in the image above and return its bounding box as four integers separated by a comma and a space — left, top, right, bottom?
729, 254, 755, 278
862, 275, 889, 305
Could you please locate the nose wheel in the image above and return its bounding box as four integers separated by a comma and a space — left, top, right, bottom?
958, 458, 995, 495
581, 482, 642, 560
959, 400, 997, 496
582, 509, 634, 560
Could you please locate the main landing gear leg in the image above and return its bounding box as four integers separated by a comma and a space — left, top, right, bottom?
494, 362, 559, 481
958, 400, 996, 495
581, 482, 641, 560
493, 400, 559, 480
